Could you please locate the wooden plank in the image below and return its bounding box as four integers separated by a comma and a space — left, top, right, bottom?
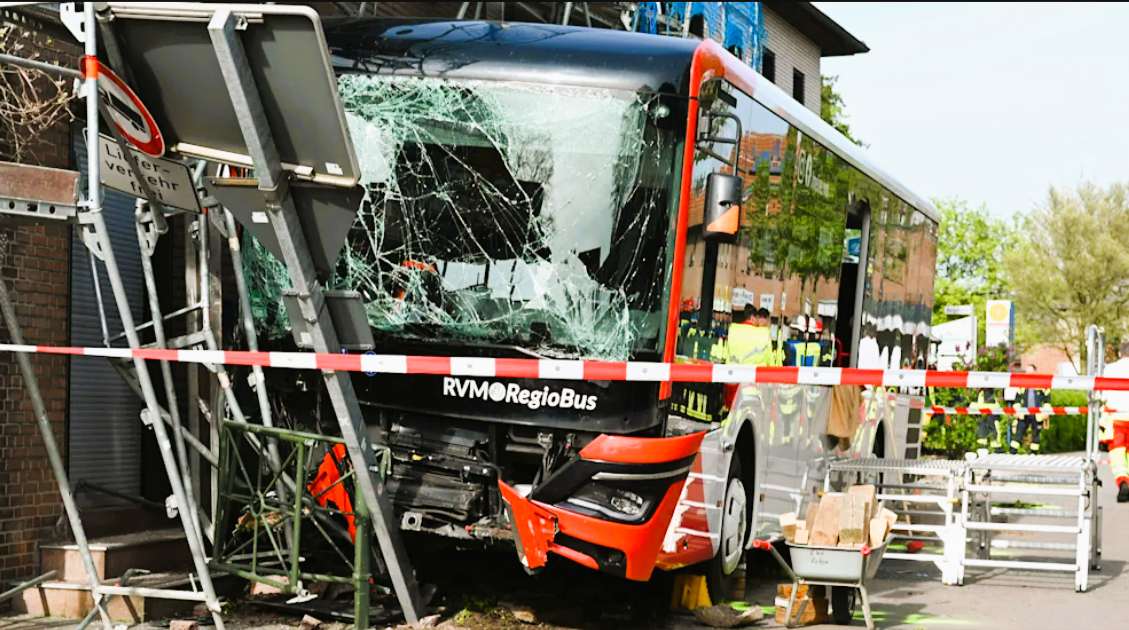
774, 597, 829, 626
839, 492, 869, 546
780, 512, 798, 542
850, 484, 877, 518
880, 507, 898, 525
778, 584, 826, 599
803, 502, 820, 532
870, 517, 891, 548
809, 493, 842, 547
794, 528, 812, 548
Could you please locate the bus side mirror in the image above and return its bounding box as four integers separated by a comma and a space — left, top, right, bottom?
703, 172, 742, 243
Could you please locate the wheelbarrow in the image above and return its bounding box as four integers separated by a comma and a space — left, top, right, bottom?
752, 534, 892, 630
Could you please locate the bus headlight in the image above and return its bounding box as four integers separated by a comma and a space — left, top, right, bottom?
564, 483, 651, 523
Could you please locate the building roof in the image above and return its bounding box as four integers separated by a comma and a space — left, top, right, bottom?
763, 2, 869, 57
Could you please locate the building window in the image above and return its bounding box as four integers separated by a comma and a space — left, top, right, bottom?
688, 14, 706, 39
762, 50, 776, 83
727, 45, 743, 61
792, 69, 805, 105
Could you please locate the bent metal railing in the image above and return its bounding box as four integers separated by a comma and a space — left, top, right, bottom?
212, 421, 392, 627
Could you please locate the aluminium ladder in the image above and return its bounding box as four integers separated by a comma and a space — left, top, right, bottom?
956, 325, 1106, 592
824, 458, 966, 585
961, 453, 1100, 592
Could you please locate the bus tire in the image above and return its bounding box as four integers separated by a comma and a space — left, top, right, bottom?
707, 451, 751, 604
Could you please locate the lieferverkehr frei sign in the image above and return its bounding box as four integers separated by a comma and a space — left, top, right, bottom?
89, 131, 200, 212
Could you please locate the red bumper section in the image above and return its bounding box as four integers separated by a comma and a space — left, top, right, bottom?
498, 432, 705, 581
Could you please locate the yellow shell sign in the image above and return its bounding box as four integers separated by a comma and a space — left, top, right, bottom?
988, 303, 1009, 322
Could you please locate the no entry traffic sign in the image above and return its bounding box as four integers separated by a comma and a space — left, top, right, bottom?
96, 61, 165, 158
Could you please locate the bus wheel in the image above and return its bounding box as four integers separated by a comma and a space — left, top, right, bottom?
708, 452, 750, 604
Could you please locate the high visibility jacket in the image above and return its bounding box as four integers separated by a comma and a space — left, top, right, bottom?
710, 340, 727, 364
727, 324, 773, 366
1101, 414, 1115, 444
789, 341, 823, 367
307, 444, 357, 542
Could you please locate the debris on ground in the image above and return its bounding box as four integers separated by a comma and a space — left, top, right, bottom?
499, 599, 536, 624
169, 621, 199, 630
251, 576, 291, 596
773, 594, 829, 626
498, 594, 583, 626
299, 614, 323, 630
691, 604, 764, 628
389, 614, 441, 629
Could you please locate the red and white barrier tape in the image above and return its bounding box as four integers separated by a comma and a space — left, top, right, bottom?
1, 343, 1126, 391
927, 406, 1111, 416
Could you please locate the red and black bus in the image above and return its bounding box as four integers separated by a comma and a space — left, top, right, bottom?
266, 16, 940, 600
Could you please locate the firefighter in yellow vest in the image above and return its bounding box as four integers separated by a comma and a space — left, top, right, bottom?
974, 388, 1005, 453
1103, 341, 1129, 501
728, 305, 774, 366
1007, 364, 1050, 454
785, 317, 822, 367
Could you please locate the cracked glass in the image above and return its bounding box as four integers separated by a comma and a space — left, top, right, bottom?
246, 74, 681, 361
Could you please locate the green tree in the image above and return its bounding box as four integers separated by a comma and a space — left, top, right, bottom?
821, 75, 865, 148
1004, 182, 1129, 368
931, 198, 1016, 346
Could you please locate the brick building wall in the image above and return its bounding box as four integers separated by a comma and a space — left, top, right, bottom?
1023, 344, 1081, 377
763, 5, 821, 114
0, 13, 77, 596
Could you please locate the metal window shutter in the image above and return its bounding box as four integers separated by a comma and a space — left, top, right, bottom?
69, 131, 145, 508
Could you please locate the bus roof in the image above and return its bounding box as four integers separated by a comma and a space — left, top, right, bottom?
324, 18, 698, 95
324, 18, 938, 223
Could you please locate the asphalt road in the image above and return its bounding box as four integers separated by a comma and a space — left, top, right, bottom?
727, 451, 1122, 630
1, 452, 1122, 630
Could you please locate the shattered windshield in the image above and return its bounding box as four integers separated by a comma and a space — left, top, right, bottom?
322, 74, 681, 361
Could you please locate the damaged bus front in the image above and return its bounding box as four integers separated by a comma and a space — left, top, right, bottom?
241, 18, 939, 600
325, 18, 696, 583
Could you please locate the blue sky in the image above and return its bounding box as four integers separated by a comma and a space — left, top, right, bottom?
813, 2, 1129, 218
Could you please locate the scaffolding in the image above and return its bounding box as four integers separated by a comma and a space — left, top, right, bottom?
0, 2, 421, 627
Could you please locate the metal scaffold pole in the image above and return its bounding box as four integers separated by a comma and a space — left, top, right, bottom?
0, 268, 114, 630
75, 3, 227, 626
207, 7, 421, 622
133, 197, 211, 551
